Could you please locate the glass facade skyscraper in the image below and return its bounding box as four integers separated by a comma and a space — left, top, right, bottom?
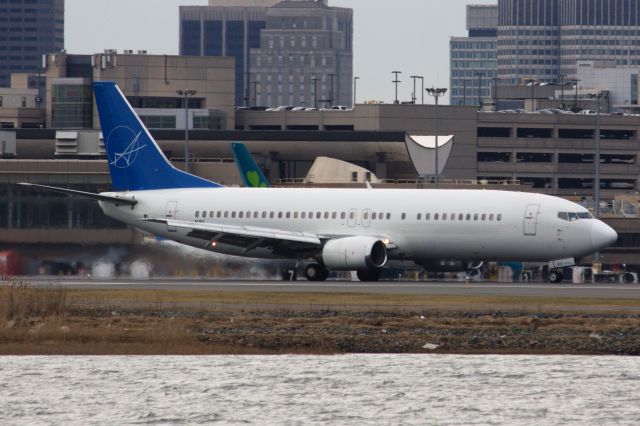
450, 5, 498, 107
497, 0, 640, 84
0, 0, 64, 87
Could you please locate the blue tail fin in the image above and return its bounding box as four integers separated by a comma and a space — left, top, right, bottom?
231, 142, 271, 188
93, 81, 221, 191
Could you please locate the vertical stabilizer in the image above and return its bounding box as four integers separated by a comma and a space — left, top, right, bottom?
231, 142, 271, 188
93, 81, 221, 191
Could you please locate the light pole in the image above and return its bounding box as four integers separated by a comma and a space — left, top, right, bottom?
573, 79, 581, 110
476, 72, 484, 110
328, 73, 336, 106
418, 76, 424, 104
353, 76, 359, 107
176, 89, 197, 173
252, 81, 258, 107
392, 71, 402, 104
559, 74, 567, 109
491, 77, 499, 110
410, 75, 420, 104
312, 77, 320, 108
595, 92, 602, 263
244, 72, 253, 107
426, 87, 447, 189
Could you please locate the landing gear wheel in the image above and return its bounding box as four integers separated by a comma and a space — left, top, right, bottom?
356, 268, 383, 282
548, 270, 563, 283
305, 264, 329, 282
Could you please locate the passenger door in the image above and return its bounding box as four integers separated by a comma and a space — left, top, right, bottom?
165, 201, 178, 232
523, 204, 540, 236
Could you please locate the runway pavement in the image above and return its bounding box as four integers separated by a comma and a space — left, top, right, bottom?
21, 277, 640, 299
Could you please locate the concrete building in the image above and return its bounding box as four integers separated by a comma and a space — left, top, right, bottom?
179, 0, 278, 106
575, 60, 640, 112
0, 0, 64, 88
41, 51, 236, 132
497, 0, 640, 84
450, 5, 498, 107
181, 0, 353, 108
249, 0, 353, 108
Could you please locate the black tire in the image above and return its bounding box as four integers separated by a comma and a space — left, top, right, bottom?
548, 270, 563, 283
305, 264, 328, 282
356, 268, 382, 282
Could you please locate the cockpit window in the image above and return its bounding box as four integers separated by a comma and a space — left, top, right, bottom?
558, 211, 593, 222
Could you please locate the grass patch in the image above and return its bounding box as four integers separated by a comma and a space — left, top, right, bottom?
1, 278, 68, 325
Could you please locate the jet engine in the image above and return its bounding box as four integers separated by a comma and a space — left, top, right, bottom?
322, 237, 388, 270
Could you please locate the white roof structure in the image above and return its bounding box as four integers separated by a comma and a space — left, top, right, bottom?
405, 134, 455, 177
304, 156, 380, 184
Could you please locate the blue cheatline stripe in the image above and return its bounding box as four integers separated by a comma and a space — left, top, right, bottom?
93, 81, 222, 191
231, 142, 271, 188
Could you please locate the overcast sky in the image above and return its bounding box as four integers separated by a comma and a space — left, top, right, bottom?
65, 0, 497, 104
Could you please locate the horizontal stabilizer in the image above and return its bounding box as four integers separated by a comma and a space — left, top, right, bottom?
17, 183, 137, 206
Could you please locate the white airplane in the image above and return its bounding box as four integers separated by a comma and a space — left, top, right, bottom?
19, 82, 618, 282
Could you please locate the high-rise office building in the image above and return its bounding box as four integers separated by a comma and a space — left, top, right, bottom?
497, 0, 640, 84
249, 0, 353, 108
0, 0, 64, 87
180, 1, 279, 106
450, 5, 498, 107
180, 0, 352, 108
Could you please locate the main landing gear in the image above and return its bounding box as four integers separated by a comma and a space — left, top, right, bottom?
304, 263, 329, 282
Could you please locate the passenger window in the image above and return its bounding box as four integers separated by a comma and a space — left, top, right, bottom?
262, 211, 266, 219
278, 212, 283, 219
364, 212, 369, 220
217, 211, 222, 218
451, 214, 455, 221
497, 214, 503, 221
341, 212, 346, 220
386, 213, 391, 220
481, 214, 486, 221
315, 212, 321, 219
232, 211, 237, 218
246, 211, 251, 218
195, 211, 200, 218
434, 213, 439, 220
350, 212, 355, 220
401, 213, 406, 220
489, 214, 494, 221
209, 211, 214, 218
417, 213, 422, 220
458, 213, 464, 221
473, 214, 478, 221
224, 211, 229, 218
426, 213, 431, 220
239, 212, 244, 219
270, 212, 275, 219
466, 214, 471, 221
332, 212, 337, 219
372, 213, 377, 220
254, 211, 259, 219
301, 212, 306, 219
324, 212, 329, 219
443, 213, 448, 220
286, 212, 291, 219
293, 212, 298, 219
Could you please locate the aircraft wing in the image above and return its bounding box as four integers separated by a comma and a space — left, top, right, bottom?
145, 218, 322, 254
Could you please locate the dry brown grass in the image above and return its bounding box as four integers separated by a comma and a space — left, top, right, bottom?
0, 278, 68, 325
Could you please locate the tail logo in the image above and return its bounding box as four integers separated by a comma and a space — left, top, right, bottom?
106, 126, 147, 169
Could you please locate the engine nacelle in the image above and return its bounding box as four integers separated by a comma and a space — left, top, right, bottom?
322, 237, 388, 271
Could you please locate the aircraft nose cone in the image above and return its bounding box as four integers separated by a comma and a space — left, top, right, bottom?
591, 221, 618, 250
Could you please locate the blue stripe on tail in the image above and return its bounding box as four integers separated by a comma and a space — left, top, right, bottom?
93, 81, 221, 191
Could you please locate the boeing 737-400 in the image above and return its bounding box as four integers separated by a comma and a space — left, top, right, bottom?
19, 81, 618, 282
